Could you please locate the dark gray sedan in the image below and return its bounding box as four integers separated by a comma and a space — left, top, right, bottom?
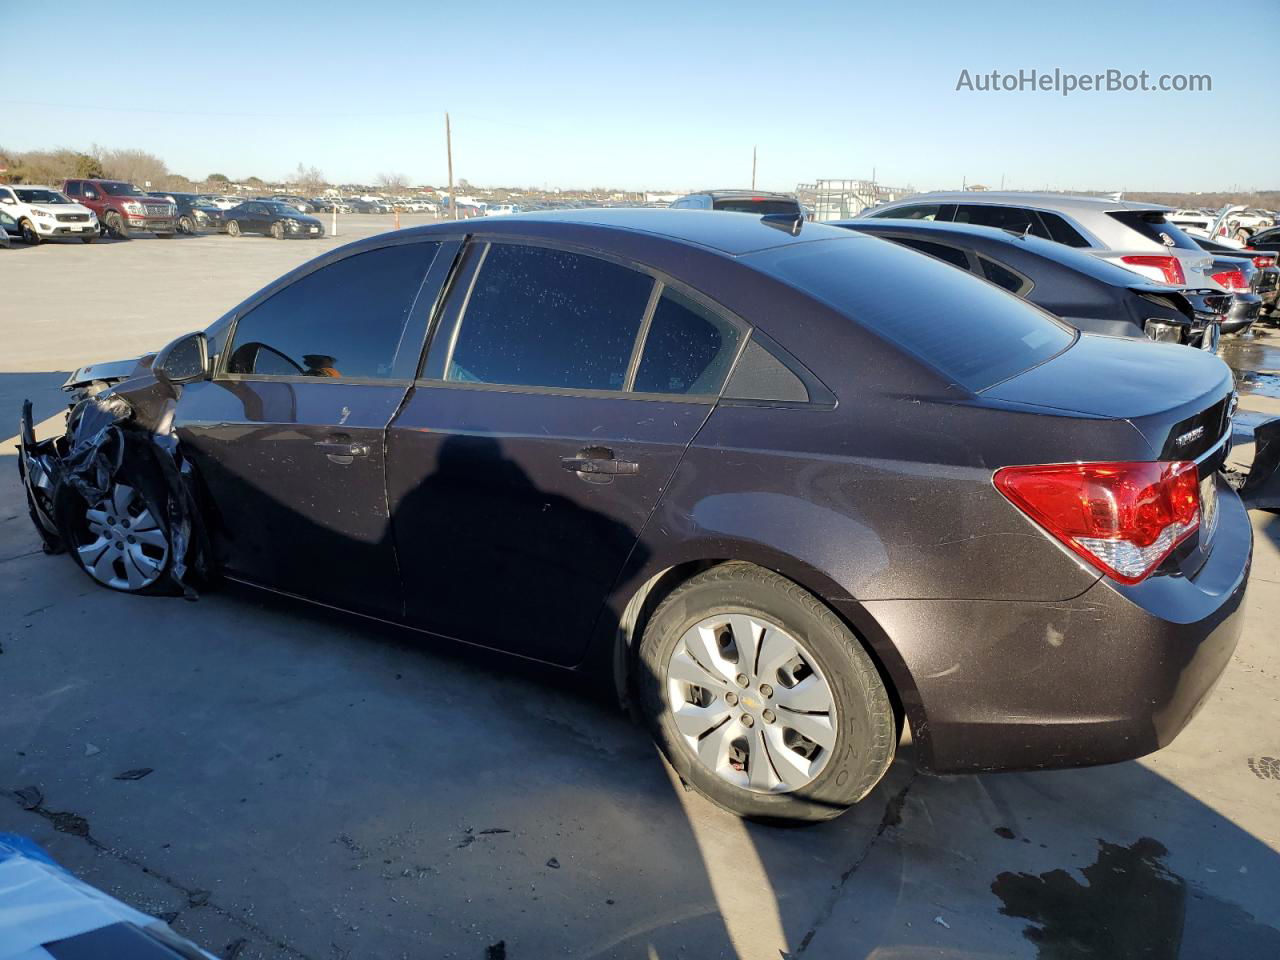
18, 210, 1257, 823
218, 200, 324, 239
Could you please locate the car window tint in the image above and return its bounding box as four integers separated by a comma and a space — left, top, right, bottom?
226, 242, 437, 379
724, 338, 809, 402
714, 199, 799, 215
954, 204, 1049, 239
633, 289, 741, 395
873, 204, 940, 221
446, 244, 653, 391
1039, 212, 1090, 247
894, 238, 972, 271
751, 237, 1074, 392
979, 256, 1030, 294
1106, 210, 1200, 251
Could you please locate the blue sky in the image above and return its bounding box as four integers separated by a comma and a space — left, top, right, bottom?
5, 0, 1275, 191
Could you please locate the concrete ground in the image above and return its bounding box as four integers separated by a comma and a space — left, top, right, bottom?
1, 219, 1278, 959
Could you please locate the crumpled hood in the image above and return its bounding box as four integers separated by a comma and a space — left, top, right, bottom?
63, 354, 155, 390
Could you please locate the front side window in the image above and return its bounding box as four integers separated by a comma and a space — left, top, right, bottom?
446, 244, 653, 391
64, 182, 82, 197
633, 289, 741, 395
226, 242, 437, 379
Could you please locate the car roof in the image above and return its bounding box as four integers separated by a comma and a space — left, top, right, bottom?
685, 189, 797, 200
887, 191, 1171, 213
9, 184, 60, 190
417, 208, 862, 256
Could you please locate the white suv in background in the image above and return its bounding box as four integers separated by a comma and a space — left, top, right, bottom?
860, 191, 1220, 290
0, 184, 99, 244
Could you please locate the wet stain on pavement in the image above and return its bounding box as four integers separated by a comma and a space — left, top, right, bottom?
1220, 331, 1280, 399
991, 837, 1280, 958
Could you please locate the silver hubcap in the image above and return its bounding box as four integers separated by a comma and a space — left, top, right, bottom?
666, 614, 837, 794
77, 483, 168, 590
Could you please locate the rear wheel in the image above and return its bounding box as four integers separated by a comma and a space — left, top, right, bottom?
270, 221, 285, 240
19, 219, 40, 245
226, 220, 241, 237
637, 562, 897, 823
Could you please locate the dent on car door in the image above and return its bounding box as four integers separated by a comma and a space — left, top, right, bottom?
386, 240, 745, 665
173, 239, 452, 617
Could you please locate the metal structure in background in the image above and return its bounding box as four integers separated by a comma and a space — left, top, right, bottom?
796, 179, 914, 222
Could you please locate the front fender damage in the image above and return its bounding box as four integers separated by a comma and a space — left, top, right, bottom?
16, 384, 211, 598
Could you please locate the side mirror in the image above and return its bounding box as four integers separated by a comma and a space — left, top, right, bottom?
153, 332, 209, 384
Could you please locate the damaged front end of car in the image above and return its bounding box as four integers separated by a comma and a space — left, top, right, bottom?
16, 338, 214, 598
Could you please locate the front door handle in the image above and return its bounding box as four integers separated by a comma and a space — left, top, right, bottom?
561, 448, 639, 484
315, 439, 369, 463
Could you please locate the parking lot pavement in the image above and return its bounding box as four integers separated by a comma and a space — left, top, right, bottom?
3, 236, 1279, 959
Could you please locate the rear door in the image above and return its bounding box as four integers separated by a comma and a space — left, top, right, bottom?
385, 239, 745, 665
174, 238, 450, 617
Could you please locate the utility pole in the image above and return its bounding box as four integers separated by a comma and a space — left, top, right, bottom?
446, 112, 456, 221
751, 146, 757, 190
1000, 172, 1005, 190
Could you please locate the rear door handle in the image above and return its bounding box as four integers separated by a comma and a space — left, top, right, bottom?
561, 456, 639, 478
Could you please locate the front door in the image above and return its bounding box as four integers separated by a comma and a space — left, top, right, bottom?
175, 239, 447, 617
386, 240, 745, 665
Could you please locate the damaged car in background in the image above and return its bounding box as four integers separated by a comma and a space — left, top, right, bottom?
15, 210, 1280, 823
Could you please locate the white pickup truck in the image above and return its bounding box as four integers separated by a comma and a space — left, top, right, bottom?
0, 184, 99, 244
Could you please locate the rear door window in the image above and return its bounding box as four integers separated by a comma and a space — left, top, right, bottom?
872, 203, 943, 221
750, 237, 1074, 392
633, 289, 741, 395
226, 242, 437, 379
445, 243, 653, 391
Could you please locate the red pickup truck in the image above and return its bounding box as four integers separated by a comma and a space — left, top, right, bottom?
61, 178, 177, 238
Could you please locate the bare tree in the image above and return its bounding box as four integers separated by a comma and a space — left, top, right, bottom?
94, 145, 169, 186
294, 162, 327, 195
376, 172, 409, 193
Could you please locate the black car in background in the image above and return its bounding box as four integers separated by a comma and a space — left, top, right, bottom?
148, 191, 222, 234
219, 200, 324, 239
838, 219, 1228, 350
20, 210, 1255, 824
668, 189, 804, 217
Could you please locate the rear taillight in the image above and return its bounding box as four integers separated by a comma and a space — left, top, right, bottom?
1120, 254, 1185, 285
994, 461, 1199, 585
1211, 267, 1249, 291
1250, 253, 1276, 269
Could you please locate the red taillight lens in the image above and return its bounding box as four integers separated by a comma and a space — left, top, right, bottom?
1120, 255, 1185, 285
1251, 254, 1276, 269
1211, 268, 1248, 291
994, 461, 1200, 585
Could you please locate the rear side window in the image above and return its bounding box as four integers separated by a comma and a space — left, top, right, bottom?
751, 238, 1074, 392
633, 289, 741, 395
979, 255, 1032, 295
226, 242, 437, 379
1039, 212, 1090, 247
872, 204, 941, 221
1107, 210, 1200, 251
894, 238, 972, 271
714, 198, 799, 215
447, 244, 653, 391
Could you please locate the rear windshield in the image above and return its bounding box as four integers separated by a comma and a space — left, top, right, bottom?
749, 237, 1075, 392
1107, 210, 1199, 251
714, 198, 799, 215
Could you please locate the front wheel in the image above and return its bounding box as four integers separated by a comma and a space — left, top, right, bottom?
637, 562, 897, 823
55, 472, 174, 593
19, 219, 40, 245
270, 221, 284, 240
226, 219, 241, 237
80, 235, 96, 244
178, 215, 195, 234
105, 212, 128, 239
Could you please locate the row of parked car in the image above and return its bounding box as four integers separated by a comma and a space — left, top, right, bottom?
0, 179, 328, 243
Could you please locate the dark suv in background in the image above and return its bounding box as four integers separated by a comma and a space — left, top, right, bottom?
20, 210, 1255, 824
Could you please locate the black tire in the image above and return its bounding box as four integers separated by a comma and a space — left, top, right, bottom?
178, 215, 195, 234
81, 236, 96, 244
637, 562, 896, 823
270, 221, 284, 240
226, 220, 241, 237
105, 212, 128, 239
53, 443, 179, 596
19, 219, 40, 245
156, 232, 175, 239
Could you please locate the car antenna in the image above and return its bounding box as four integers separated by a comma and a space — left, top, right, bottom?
761, 212, 804, 237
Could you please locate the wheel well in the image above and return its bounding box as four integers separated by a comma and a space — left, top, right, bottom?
612, 559, 907, 734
